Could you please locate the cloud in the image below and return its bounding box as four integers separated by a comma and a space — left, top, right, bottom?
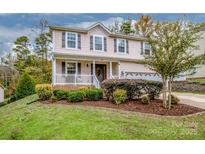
65, 17, 124, 28
0, 25, 38, 57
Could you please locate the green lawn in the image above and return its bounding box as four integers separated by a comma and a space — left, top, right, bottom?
0, 94, 205, 140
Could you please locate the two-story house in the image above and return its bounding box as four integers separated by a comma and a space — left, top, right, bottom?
50, 22, 159, 88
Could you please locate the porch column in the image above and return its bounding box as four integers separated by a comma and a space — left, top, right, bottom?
52, 57, 56, 85
93, 61, 95, 76
118, 61, 121, 79
109, 61, 112, 79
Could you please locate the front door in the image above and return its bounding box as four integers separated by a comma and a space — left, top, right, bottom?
95, 64, 106, 83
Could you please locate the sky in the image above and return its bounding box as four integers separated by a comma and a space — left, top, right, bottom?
1, 13, 205, 57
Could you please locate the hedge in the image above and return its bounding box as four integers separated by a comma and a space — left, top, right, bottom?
53, 88, 103, 102
172, 81, 205, 93
101, 79, 163, 101
35, 84, 52, 100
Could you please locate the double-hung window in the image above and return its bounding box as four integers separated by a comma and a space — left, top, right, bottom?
144, 42, 151, 55
94, 35, 104, 51
67, 32, 77, 49
66, 62, 76, 74
117, 39, 126, 53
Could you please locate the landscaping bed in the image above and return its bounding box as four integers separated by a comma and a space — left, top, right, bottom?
41, 99, 204, 116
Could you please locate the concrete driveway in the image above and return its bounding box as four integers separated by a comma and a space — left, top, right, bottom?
173, 92, 205, 109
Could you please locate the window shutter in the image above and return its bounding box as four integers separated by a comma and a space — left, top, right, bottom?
126, 40, 129, 54
62, 32, 66, 48
114, 38, 117, 52
141, 42, 144, 55
104, 37, 107, 51
78, 63, 81, 74
62, 62, 65, 74
90, 35, 93, 50
78, 34, 81, 49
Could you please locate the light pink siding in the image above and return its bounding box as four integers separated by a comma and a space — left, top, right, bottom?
53, 25, 144, 60
120, 62, 153, 73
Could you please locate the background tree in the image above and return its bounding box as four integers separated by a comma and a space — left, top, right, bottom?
12, 36, 31, 72
120, 18, 134, 34
35, 32, 52, 61
135, 15, 153, 37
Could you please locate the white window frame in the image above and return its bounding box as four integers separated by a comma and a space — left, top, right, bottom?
93, 35, 104, 52
143, 42, 151, 55
66, 32, 78, 49
65, 61, 78, 75
117, 38, 127, 54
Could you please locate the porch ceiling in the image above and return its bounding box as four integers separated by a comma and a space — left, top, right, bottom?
53, 52, 142, 63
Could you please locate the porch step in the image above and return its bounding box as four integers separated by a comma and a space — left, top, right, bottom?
53, 85, 95, 90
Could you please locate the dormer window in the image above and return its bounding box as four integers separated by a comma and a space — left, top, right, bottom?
66, 32, 78, 49
94, 35, 104, 51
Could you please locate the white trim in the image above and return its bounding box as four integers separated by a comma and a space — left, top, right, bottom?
93, 35, 105, 52
116, 38, 127, 54
118, 61, 121, 79
109, 61, 112, 79
52, 30, 55, 53
66, 32, 78, 49
55, 56, 119, 62
92, 61, 95, 76
52, 58, 56, 85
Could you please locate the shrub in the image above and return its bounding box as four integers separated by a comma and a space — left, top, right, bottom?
53, 90, 69, 100
67, 91, 84, 103
35, 84, 52, 100
169, 94, 180, 104
172, 81, 205, 93
113, 89, 127, 105
51, 96, 58, 103
15, 72, 36, 99
84, 89, 103, 101
7, 95, 17, 104
102, 79, 163, 101
141, 94, 150, 104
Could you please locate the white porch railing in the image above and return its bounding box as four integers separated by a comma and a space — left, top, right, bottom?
120, 72, 186, 81
55, 74, 100, 88
111, 75, 120, 79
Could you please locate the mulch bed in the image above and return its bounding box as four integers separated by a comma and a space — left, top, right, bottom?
41, 99, 205, 116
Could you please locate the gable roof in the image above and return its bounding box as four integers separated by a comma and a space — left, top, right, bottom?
50, 22, 146, 41
87, 22, 112, 34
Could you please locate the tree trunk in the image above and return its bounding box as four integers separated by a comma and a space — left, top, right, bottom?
168, 77, 172, 110
162, 77, 167, 108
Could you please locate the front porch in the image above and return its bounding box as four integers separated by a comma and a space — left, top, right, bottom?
52, 58, 120, 88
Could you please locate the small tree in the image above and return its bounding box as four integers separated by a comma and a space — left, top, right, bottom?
143, 19, 205, 109
15, 72, 35, 99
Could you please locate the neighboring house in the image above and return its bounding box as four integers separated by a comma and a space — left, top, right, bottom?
50, 22, 183, 88
187, 30, 205, 79
0, 84, 4, 103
